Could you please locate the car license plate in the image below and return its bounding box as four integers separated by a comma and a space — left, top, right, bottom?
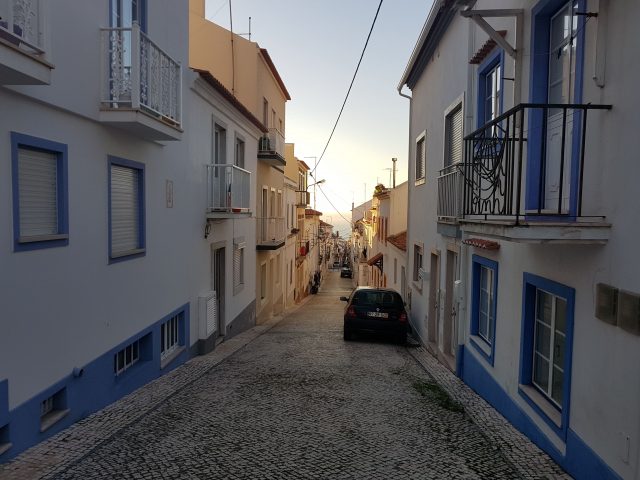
367, 311, 388, 318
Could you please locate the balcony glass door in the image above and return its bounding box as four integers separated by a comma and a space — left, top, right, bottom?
545, 2, 578, 213
110, 0, 147, 31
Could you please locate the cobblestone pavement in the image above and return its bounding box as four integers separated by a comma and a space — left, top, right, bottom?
1, 270, 569, 479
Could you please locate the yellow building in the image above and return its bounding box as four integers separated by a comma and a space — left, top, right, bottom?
190, 0, 291, 323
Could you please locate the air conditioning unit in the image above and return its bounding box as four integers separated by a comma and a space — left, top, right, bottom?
198, 291, 218, 340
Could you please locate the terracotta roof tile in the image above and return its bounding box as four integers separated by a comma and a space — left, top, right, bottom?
469, 31, 507, 65
387, 231, 407, 252
462, 238, 500, 250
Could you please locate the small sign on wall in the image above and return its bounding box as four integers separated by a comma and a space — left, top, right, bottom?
166, 180, 174, 208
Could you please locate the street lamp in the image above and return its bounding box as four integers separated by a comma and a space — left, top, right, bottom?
307, 179, 325, 210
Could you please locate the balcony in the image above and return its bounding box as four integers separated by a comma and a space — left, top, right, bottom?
99, 24, 182, 141
459, 103, 612, 244
0, 0, 53, 84
258, 128, 285, 166
296, 190, 310, 207
437, 163, 464, 221
206, 164, 251, 219
256, 217, 285, 250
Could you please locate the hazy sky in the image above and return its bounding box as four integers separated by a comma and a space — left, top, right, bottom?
205, 0, 432, 229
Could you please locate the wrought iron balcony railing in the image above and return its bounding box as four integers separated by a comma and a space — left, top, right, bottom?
256, 217, 285, 246
0, 0, 44, 54
437, 163, 464, 220
206, 164, 251, 214
462, 103, 611, 225
101, 24, 181, 126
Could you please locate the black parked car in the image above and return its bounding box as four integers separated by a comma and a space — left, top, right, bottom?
340, 287, 407, 343
340, 267, 352, 278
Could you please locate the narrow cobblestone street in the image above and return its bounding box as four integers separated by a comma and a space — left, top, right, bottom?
1, 270, 569, 480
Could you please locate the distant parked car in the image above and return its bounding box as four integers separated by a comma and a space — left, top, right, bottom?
333, 261, 340, 268
340, 287, 407, 344
340, 267, 352, 278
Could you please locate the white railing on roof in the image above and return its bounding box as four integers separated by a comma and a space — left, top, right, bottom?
101, 23, 181, 126
0, 0, 45, 54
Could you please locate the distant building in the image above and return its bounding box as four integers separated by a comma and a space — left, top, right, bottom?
400, 1, 638, 478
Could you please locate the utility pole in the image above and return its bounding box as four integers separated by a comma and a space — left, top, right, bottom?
392, 157, 397, 188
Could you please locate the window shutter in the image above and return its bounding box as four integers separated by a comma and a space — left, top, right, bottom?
18, 148, 58, 237
415, 137, 425, 180
111, 165, 140, 254
233, 248, 241, 287
447, 106, 463, 165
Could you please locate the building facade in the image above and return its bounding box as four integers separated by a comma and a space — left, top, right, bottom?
400, 1, 639, 479
1, 0, 193, 460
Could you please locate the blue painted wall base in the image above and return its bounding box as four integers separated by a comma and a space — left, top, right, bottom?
0, 303, 191, 462
461, 345, 621, 480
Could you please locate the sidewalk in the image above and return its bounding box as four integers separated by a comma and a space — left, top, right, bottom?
1, 288, 569, 479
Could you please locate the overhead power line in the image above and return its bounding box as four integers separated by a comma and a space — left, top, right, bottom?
317, 184, 353, 228
310, 0, 384, 177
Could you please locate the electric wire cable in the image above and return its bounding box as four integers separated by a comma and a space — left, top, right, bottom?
310, 0, 384, 177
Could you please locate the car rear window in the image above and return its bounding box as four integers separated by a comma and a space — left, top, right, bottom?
352, 291, 402, 307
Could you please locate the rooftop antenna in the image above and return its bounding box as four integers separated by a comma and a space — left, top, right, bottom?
237, 16, 251, 40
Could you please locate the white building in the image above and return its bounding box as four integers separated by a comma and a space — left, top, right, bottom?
0, 0, 257, 461
400, 1, 640, 479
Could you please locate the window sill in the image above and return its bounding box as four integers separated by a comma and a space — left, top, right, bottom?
40, 409, 70, 433
233, 283, 244, 296
18, 233, 69, 243
109, 248, 146, 264
469, 334, 493, 363
518, 384, 562, 428
0, 442, 12, 456
414, 178, 426, 186
160, 345, 185, 370
412, 281, 422, 293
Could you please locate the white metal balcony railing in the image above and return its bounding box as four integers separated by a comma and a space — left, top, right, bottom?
101, 24, 181, 126
256, 217, 285, 245
437, 163, 464, 220
206, 164, 251, 213
258, 128, 284, 158
0, 0, 44, 54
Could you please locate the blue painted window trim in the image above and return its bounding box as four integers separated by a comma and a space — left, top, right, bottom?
110, 0, 148, 32
10, 132, 69, 252
108, 156, 146, 264
519, 272, 575, 441
526, 0, 586, 216
469, 255, 498, 365
158, 304, 188, 369
477, 49, 505, 129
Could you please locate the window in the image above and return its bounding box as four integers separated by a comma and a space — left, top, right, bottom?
478, 51, 503, 127
234, 136, 244, 168
260, 263, 267, 300
109, 157, 145, 262
263, 98, 269, 126
277, 191, 283, 218
213, 123, 226, 164
470, 255, 498, 364
160, 313, 180, 361
415, 134, 426, 182
111, 0, 147, 31
394, 258, 398, 284
444, 103, 463, 167
39, 387, 68, 432
233, 244, 245, 292
290, 260, 293, 285
271, 109, 276, 129
11, 132, 69, 252
519, 273, 575, 439
413, 244, 423, 282
276, 254, 281, 284
114, 339, 140, 375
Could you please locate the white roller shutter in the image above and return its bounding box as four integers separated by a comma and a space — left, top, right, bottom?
111, 165, 140, 254
18, 148, 58, 237
233, 247, 244, 288
447, 105, 463, 166
415, 137, 425, 180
